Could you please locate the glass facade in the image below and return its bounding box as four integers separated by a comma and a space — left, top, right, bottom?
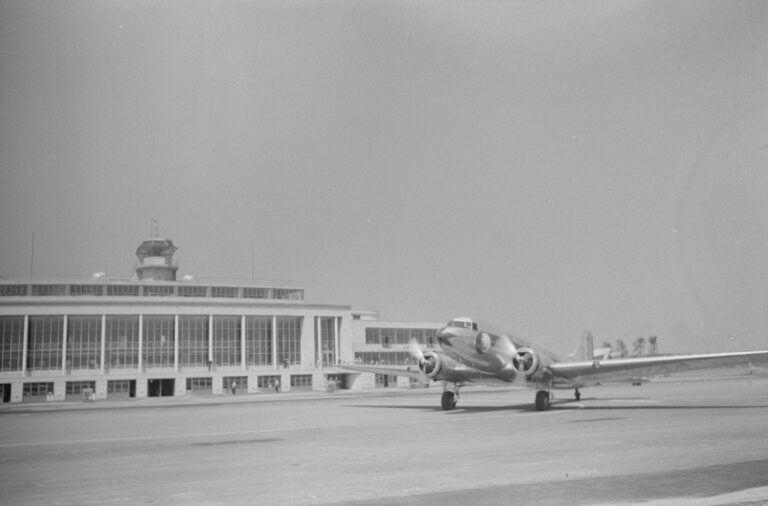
317, 317, 337, 367
142, 315, 174, 368
66, 315, 101, 370
276, 316, 302, 366
246, 316, 272, 366
179, 315, 208, 368
27, 316, 64, 371
213, 316, 241, 366
0, 316, 24, 372
365, 327, 437, 346
106, 316, 139, 369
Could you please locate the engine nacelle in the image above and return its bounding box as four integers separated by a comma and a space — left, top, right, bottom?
419, 351, 460, 380
513, 347, 542, 377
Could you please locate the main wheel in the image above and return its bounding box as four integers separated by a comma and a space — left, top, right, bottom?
441, 391, 457, 410
535, 390, 551, 411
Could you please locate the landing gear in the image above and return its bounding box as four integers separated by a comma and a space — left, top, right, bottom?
441, 391, 457, 410
574, 388, 581, 401
535, 390, 552, 411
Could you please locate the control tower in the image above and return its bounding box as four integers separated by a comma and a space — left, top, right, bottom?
134, 238, 178, 281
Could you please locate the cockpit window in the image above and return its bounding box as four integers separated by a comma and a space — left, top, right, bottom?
448, 318, 478, 331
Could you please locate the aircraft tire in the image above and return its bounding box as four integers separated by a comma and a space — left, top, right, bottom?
441, 391, 457, 410
535, 390, 551, 411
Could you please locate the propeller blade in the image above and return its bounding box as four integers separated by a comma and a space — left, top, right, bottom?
409, 338, 425, 362
494, 334, 519, 359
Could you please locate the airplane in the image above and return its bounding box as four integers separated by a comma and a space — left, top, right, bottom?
343, 317, 768, 411
568, 330, 628, 361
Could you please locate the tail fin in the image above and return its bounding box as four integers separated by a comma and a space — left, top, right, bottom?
616, 339, 628, 358
584, 331, 594, 360
569, 330, 595, 360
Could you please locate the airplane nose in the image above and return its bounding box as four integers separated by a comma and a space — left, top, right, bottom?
436, 326, 454, 343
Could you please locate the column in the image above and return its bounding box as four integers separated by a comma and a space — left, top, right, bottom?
208, 314, 214, 368
240, 315, 246, 372
100, 315, 106, 373
138, 314, 143, 372
22, 315, 28, 375
315, 317, 321, 368
334, 317, 340, 366
62, 315, 68, 375
174, 315, 179, 373
271, 315, 277, 370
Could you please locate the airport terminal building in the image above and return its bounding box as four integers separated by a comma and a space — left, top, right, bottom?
0, 238, 441, 403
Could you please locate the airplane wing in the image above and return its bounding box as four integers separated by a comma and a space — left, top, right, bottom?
342, 364, 425, 380
550, 350, 768, 384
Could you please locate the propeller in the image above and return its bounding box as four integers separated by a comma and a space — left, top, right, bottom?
409, 338, 425, 362
494, 334, 520, 360
409, 338, 438, 376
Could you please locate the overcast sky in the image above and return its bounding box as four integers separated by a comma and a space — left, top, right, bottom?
1, 1, 766, 353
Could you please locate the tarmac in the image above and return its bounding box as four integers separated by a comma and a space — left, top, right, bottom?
1, 375, 767, 505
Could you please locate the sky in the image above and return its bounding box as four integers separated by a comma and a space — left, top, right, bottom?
1, 1, 766, 354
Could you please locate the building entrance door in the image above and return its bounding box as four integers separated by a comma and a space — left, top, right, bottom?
1, 384, 10, 403
147, 379, 175, 397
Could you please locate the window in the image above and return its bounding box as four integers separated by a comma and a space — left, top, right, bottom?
0, 316, 24, 371
179, 286, 206, 297
66, 316, 101, 370
107, 285, 139, 296
354, 351, 411, 366
70, 285, 103, 296
273, 289, 303, 300
186, 377, 212, 392
144, 285, 174, 297
243, 288, 269, 299
213, 316, 241, 366
179, 316, 208, 368
246, 316, 272, 366
375, 374, 398, 388
27, 316, 63, 371
107, 380, 132, 394
257, 375, 281, 391
0, 285, 27, 296
365, 328, 381, 345
224, 376, 247, 391
23, 382, 54, 398
290, 374, 313, 390
142, 315, 174, 368
31, 285, 66, 296
276, 317, 302, 366
66, 381, 96, 395
106, 316, 139, 369
211, 286, 237, 298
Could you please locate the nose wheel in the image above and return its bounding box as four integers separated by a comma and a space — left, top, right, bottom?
441, 390, 458, 410
535, 390, 552, 411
